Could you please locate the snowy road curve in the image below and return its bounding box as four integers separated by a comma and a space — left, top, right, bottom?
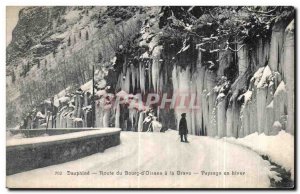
7, 130, 276, 188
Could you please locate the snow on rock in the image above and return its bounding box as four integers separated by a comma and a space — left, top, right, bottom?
73, 118, 83, 122
274, 81, 286, 96
140, 51, 150, 59
257, 66, 272, 88
96, 90, 107, 97
224, 130, 294, 180
272, 121, 282, 131
267, 101, 273, 109
44, 99, 52, 105
40, 123, 47, 127
216, 93, 225, 102
116, 90, 128, 98
36, 111, 46, 119
54, 96, 70, 107
80, 80, 93, 92
251, 67, 265, 86
7, 130, 278, 188
57, 87, 71, 98
243, 90, 253, 104
96, 79, 107, 89
184, 24, 193, 31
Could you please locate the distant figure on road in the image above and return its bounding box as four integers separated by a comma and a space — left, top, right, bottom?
179, 113, 188, 143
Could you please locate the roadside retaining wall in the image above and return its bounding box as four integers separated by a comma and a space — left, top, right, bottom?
7, 128, 99, 137
6, 128, 121, 175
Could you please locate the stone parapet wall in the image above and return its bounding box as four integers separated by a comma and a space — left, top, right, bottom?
7, 128, 121, 175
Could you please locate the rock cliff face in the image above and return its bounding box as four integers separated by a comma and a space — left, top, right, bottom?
6, 6, 295, 138
7, 7, 66, 64
6, 6, 143, 126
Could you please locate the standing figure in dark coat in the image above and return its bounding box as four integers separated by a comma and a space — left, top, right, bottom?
142, 113, 153, 132
179, 113, 188, 143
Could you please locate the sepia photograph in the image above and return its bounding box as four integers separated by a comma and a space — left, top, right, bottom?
5, 5, 295, 189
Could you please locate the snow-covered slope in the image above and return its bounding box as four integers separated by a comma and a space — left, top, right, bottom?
7, 130, 281, 188
224, 130, 294, 180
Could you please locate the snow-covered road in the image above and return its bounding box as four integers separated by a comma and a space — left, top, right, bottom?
7, 130, 278, 188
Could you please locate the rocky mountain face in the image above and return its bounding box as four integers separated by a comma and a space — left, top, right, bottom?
6, 6, 295, 138
6, 6, 143, 126
7, 7, 66, 64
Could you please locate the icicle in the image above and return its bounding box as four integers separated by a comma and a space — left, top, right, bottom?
265, 101, 275, 135
131, 64, 136, 91
284, 20, 295, 135
217, 99, 226, 137
269, 24, 285, 73
171, 65, 178, 92
136, 67, 140, 90
122, 68, 130, 93
115, 104, 120, 128
159, 73, 163, 95
151, 46, 162, 92
139, 62, 145, 94
151, 59, 159, 92
138, 112, 144, 132
103, 109, 110, 127
273, 81, 287, 133
256, 87, 268, 134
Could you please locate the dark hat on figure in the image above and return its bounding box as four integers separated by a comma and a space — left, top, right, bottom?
181, 113, 186, 117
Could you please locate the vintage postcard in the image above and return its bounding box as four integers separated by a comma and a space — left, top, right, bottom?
6, 6, 295, 189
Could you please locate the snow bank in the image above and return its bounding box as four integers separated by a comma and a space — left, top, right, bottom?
224, 130, 294, 180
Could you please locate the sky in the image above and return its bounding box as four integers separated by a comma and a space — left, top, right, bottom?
6, 6, 23, 46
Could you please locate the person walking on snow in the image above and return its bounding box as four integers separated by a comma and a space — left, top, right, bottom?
179, 113, 188, 143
